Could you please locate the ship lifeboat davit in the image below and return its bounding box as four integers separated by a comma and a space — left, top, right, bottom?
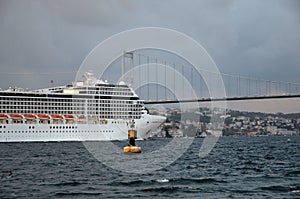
123, 145, 142, 153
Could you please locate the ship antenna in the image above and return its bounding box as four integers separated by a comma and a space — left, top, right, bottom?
122, 50, 125, 82
130, 51, 134, 87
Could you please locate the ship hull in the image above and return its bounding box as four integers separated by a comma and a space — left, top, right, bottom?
0, 115, 165, 142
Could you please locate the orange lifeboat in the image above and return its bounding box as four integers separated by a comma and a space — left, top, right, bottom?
24, 114, 36, 119
38, 114, 50, 119
0, 114, 8, 119
64, 115, 75, 119
51, 114, 63, 119
9, 114, 22, 119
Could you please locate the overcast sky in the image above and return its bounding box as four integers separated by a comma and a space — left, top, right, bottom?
0, 0, 299, 112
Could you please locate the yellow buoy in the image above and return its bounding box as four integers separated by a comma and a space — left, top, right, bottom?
123, 145, 142, 153
124, 118, 142, 153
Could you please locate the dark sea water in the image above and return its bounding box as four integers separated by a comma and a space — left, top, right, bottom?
1, 136, 300, 198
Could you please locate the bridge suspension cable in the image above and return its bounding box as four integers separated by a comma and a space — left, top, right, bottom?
124, 51, 300, 102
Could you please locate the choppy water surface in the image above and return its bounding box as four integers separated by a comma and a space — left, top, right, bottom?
1, 136, 299, 198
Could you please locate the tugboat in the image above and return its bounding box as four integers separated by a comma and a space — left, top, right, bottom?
195, 123, 207, 138
195, 131, 207, 138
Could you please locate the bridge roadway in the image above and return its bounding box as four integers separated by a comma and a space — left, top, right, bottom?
144, 94, 300, 104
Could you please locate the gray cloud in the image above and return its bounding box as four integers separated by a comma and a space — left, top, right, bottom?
44, 0, 136, 26
217, 0, 300, 81
0, 0, 299, 91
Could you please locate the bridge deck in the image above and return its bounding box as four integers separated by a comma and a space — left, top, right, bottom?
144, 94, 300, 104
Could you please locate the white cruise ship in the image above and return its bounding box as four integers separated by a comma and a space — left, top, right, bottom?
0, 72, 166, 142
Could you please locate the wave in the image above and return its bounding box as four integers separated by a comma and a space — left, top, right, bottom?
45, 181, 84, 187
110, 177, 226, 187
285, 170, 300, 177
140, 186, 182, 193
169, 177, 227, 184
261, 185, 300, 193
54, 191, 103, 196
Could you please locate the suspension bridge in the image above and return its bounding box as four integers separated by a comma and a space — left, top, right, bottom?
110, 51, 300, 105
